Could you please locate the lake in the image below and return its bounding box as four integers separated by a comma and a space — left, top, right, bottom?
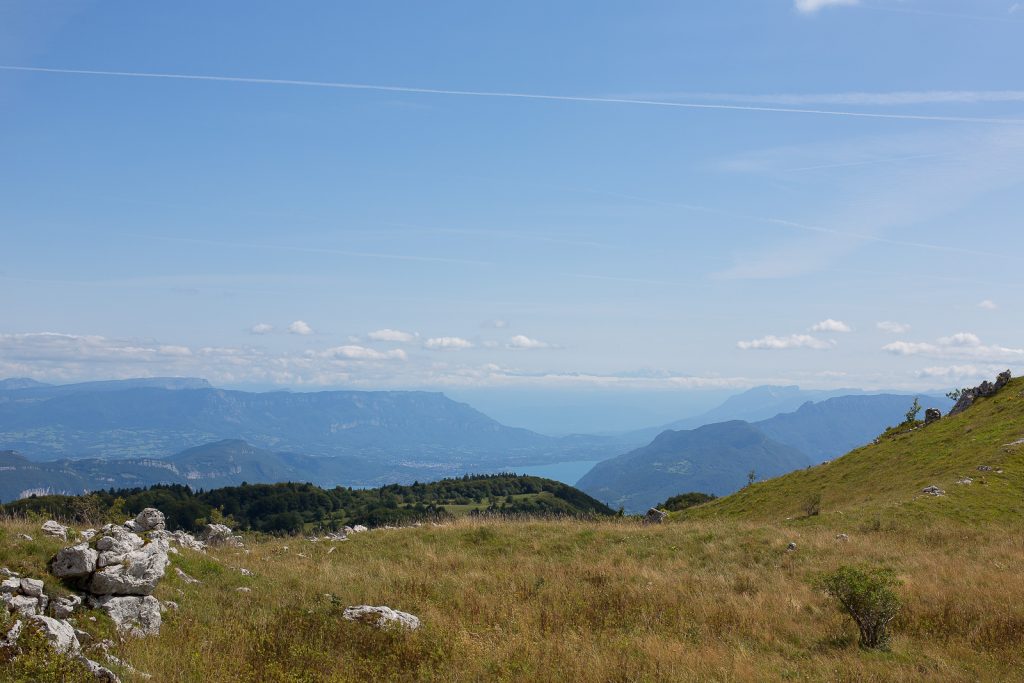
513, 460, 603, 486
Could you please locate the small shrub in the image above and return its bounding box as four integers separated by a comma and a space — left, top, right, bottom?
802, 493, 822, 518
817, 565, 901, 650
903, 398, 922, 426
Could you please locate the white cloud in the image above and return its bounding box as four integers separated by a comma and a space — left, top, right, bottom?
811, 319, 852, 333
876, 321, 911, 334
315, 345, 407, 361
737, 334, 833, 350
883, 332, 1024, 361
367, 329, 416, 343
250, 323, 274, 335
978, 299, 998, 310
424, 336, 474, 350
507, 335, 553, 350
482, 320, 509, 329
795, 0, 859, 13
916, 364, 1001, 381
287, 320, 314, 336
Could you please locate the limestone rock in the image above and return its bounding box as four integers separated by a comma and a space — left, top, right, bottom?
96, 525, 145, 567
201, 523, 244, 547
835, 533, 850, 542
950, 370, 1012, 416
924, 408, 942, 424
351, 525, 368, 533
786, 542, 797, 552
90, 539, 169, 596
17, 534, 33, 541
922, 485, 945, 496
133, 508, 166, 533
50, 595, 82, 619
1, 577, 20, 593
19, 578, 44, 597
29, 615, 80, 654
342, 605, 421, 630
52, 543, 99, 579
9, 594, 41, 616
41, 520, 68, 540
77, 655, 121, 682
1, 619, 22, 650
643, 508, 668, 525
89, 595, 162, 637
80, 528, 97, 541
174, 567, 201, 585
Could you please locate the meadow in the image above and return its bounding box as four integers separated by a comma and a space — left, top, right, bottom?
4, 512, 1024, 682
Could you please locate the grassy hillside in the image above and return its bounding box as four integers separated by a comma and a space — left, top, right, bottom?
687, 376, 1024, 525
3, 514, 1024, 682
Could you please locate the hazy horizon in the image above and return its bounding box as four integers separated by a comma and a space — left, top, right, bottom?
3, 1, 1022, 403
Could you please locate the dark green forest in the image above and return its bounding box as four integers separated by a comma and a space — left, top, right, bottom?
0, 474, 615, 534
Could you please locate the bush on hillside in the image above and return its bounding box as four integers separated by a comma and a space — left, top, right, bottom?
817, 565, 901, 650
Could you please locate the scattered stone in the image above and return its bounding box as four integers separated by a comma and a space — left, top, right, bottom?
52, 543, 99, 579
835, 533, 850, 542
77, 655, 120, 682
1, 619, 22, 651
161, 600, 179, 612
80, 528, 97, 541
239, 568, 254, 576
201, 523, 244, 547
50, 595, 82, 619
351, 525, 368, 533
8, 594, 41, 617
643, 508, 668, 525
18, 534, 33, 541
786, 542, 797, 552
1, 577, 20, 593
73, 627, 93, 646
236, 587, 251, 593
123, 519, 138, 531
133, 508, 166, 533
19, 578, 44, 598
342, 605, 421, 630
923, 485, 945, 496
956, 477, 973, 485
174, 567, 201, 585
924, 408, 942, 424
977, 465, 994, 472
1, 568, 19, 577
41, 520, 69, 540
29, 615, 80, 654
89, 595, 162, 638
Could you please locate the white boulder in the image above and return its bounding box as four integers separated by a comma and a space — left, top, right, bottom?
19, 578, 44, 597
342, 605, 421, 630
41, 520, 68, 540
89, 595, 162, 637
29, 615, 80, 654
95, 525, 145, 567
51, 543, 99, 579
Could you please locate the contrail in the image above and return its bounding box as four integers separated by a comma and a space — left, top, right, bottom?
2, 65, 1024, 125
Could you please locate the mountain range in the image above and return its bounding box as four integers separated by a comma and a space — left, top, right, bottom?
0, 377, 617, 464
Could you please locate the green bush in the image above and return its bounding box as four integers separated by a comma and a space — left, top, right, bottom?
817, 565, 901, 650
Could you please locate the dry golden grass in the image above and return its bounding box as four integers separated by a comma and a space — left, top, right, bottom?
5, 513, 1021, 682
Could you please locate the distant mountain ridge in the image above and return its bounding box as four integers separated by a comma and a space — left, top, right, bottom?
578, 391, 953, 512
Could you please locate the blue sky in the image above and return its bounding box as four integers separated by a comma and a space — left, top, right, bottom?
1, 0, 1023, 429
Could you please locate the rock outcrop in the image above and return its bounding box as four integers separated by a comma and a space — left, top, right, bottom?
950, 370, 1012, 416
924, 408, 942, 424
133, 508, 166, 532
52, 543, 99, 579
